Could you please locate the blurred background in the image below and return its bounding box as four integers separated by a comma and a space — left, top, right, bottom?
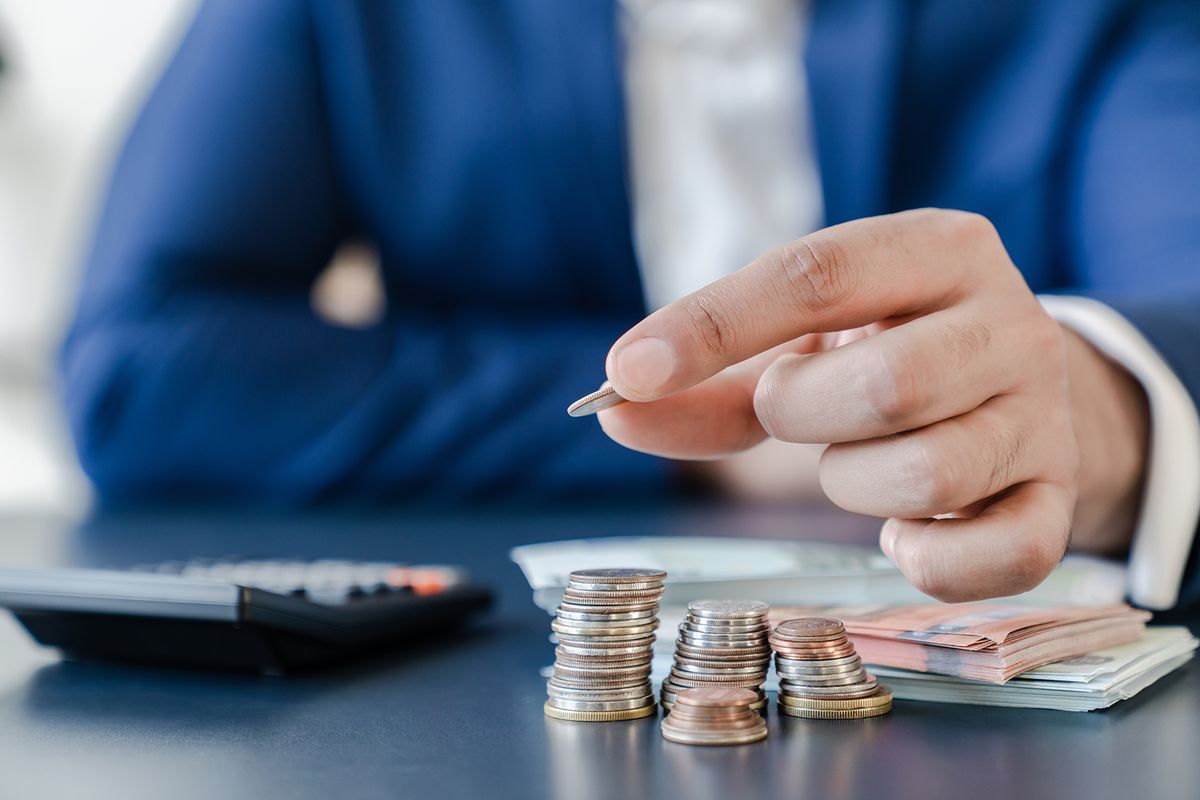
0, 1, 198, 518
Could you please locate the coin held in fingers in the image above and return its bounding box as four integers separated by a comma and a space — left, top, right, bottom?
567, 382, 628, 417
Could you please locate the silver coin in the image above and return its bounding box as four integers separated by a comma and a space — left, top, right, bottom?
687, 599, 771, 619
552, 615, 660, 629
554, 650, 652, 665
673, 662, 766, 676
779, 678, 879, 698
684, 620, 770, 636
553, 663, 651, 678
566, 383, 629, 417
563, 583, 665, 595
546, 695, 655, 712
552, 631, 657, 644
551, 620, 659, 636
568, 567, 666, 583
685, 614, 769, 628
550, 678, 651, 693
775, 663, 865, 680
555, 642, 657, 657
775, 654, 862, 670
777, 672, 867, 687
679, 629, 769, 645
566, 582, 665, 595
558, 601, 660, 615
674, 656, 771, 670
560, 593, 664, 606
555, 608, 658, 623
548, 682, 652, 700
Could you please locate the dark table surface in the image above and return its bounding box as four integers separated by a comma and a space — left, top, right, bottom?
0, 503, 1195, 800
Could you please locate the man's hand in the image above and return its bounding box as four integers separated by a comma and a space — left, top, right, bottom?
597, 209, 1149, 602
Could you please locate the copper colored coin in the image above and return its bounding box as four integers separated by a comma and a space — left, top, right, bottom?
768, 634, 850, 648
773, 618, 846, 638
675, 687, 758, 709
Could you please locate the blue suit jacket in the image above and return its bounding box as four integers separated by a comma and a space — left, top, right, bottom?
63, 2, 1200, 602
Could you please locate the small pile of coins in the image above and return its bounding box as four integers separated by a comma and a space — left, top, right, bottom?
544, 568, 667, 721
771, 617, 893, 719
660, 687, 768, 746
661, 599, 771, 712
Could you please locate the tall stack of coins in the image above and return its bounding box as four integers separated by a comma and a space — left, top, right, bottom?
544, 568, 667, 721
660, 600, 771, 712
660, 687, 768, 746
770, 617, 893, 719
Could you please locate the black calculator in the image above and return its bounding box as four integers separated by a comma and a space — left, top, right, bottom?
0, 559, 493, 673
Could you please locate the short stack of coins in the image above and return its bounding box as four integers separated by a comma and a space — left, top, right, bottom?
771, 617, 893, 719
661, 600, 771, 712
544, 568, 667, 721
660, 687, 768, 746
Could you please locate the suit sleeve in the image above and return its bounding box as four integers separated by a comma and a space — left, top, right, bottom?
1063, 0, 1200, 610
61, 0, 666, 503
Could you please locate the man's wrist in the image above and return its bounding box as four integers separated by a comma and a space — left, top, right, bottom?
1061, 327, 1150, 555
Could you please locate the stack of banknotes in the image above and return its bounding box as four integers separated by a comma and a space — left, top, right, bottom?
766, 603, 1152, 682
868, 627, 1197, 711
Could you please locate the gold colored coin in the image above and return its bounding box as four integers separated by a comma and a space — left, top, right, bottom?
778, 686, 893, 710
543, 701, 657, 721
778, 703, 891, 719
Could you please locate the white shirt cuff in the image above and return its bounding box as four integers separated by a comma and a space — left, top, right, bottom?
1040, 295, 1200, 610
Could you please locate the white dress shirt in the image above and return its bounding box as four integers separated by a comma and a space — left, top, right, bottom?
619, 0, 1200, 609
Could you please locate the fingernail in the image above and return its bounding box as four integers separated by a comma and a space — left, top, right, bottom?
879, 519, 898, 561
614, 337, 676, 397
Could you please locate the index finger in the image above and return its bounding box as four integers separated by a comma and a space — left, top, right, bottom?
605, 209, 1002, 402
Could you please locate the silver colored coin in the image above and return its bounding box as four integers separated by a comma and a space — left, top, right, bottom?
555, 608, 658, 623
687, 599, 771, 619
551, 620, 659, 637
554, 650, 652, 665
566, 383, 629, 417
675, 643, 772, 658
779, 678, 879, 698
775, 663, 865, 680
553, 663, 650, 678
552, 615, 660, 628
560, 593, 664, 606
545, 695, 655, 712
775, 654, 862, 670
567, 580, 665, 593
674, 656, 771, 670
552, 631, 657, 645
673, 662, 766, 677
679, 630, 768, 646
550, 678, 650, 693
547, 682, 652, 700
558, 601, 660, 615
686, 610, 768, 624
555, 642, 656, 657
777, 672, 867, 688
684, 621, 770, 637
567, 567, 667, 583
